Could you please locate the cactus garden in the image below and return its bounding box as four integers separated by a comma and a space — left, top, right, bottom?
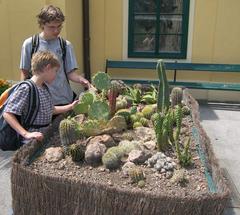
12, 60, 229, 215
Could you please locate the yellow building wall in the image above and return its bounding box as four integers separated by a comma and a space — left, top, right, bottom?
0, 0, 83, 82
0, 0, 240, 101
90, 0, 240, 101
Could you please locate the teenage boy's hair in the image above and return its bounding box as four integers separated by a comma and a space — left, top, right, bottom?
37, 5, 65, 27
31, 51, 60, 73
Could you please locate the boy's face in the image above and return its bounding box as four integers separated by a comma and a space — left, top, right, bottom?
43, 65, 59, 84
42, 21, 63, 39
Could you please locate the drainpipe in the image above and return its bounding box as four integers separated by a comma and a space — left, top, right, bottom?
82, 0, 91, 82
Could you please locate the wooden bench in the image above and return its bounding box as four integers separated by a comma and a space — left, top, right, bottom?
105, 60, 240, 91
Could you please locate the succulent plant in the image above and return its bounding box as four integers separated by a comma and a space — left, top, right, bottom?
88, 100, 110, 121
129, 168, 145, 184
81, 119, 106, 137
139, 117, 148, 127
108, 80, 121, 117
59, 118, 80, 152
182, 105, 191, 115
171, 87, 183, 107
133, 121, 143, 129
176, 137, 192, 167
156, 60, 170, 113
69, 143, 85, 162
92, 71, 111, 91
141, 105, 155, 119
102, 146, 125, 170
102, 151, 121, 170
174, 105, 183, 142
115, 109, 131, 122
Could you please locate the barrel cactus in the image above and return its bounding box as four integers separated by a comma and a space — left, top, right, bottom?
69, 143, 85, 162
171, 87, 183, 107
129, 167, 145, 184
59, 118, 80, 152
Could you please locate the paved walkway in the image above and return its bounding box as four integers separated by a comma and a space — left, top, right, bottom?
199, 102, 240, 215
0, 102, 240, 215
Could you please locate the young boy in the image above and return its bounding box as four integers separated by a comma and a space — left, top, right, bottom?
3, 51, 78, 143
20, 5, 91, 106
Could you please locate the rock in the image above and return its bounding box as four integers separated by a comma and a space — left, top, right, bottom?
134, 127, 156, 142
143, 140, 156, 151
85, 142, 106, 165
45, 147, 64, 162
128, 149, 150, 164
87, 134, 116, 148
122, 162, 136, 176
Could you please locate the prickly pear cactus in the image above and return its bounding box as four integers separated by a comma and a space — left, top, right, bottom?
88, 100, 110, 121
92, 71, 111, 91
156, 59, 170, 113
59, 118, 80, 152
69, 143, 85, 162
74, 92, 95, 115
171, 87, 183, 107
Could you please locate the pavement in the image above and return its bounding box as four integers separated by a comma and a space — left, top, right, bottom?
0, 102, 240, 215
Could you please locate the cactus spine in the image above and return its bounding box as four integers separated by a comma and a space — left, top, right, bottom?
156, 60, 170, 113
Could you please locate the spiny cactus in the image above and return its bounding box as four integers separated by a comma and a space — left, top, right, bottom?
174, 105, 183, 142
102, 146, 125, 170
92, 71, 111, 91
59, 118, 80, 152
176, 137, 192, 167
88, 100, 110, 121
171, 87, 183, 107
156, 59, 170, 113
182, 105, 191, 115
152, 109, 175, 151
102, 151, 121, 170
133, 121, 143, 129
116, 96, 128, 110
115, 109, 131, 123
141, 105, 155, 119
81, 119, 106, 136
108, 81, 120, 117
129, 168, 145, 184
69, 143, 85, 162
74, 92, 95, 115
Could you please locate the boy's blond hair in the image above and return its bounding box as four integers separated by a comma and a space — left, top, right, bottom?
31, 51, 60, 73
37, 5, 65, 27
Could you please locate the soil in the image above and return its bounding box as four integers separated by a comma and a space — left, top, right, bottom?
27, 114, 210, 198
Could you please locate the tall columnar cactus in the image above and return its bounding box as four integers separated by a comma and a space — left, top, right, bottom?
152, 109, 175, 151
156, 59, 170, 113
174, 105, 183, 142
108, 80, 121, 117
171, 87, 183, 107
59, 118, 80, 152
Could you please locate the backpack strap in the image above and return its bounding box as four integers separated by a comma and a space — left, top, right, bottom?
23, 80, 40, 127
58, 37, 69, 83
31, 34, 40, 59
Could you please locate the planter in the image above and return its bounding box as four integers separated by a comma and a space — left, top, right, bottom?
11, 92, 230, 215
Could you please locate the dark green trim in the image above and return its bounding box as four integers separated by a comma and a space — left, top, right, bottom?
113, 79, 240, 92
106, 60, 240, 72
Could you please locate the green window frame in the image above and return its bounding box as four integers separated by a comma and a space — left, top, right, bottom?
128, 0, 190, 59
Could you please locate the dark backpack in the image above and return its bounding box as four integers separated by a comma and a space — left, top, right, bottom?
0, 80, 40, 151
29, 34, 68, 82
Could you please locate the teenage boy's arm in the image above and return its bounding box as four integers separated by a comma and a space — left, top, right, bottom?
3, 112, 43, 141
53, 100, 79, 115
67, 70, 92, 89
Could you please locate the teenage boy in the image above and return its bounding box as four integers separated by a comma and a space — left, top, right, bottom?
20, 5, 91, 106
4, 51, 78, 144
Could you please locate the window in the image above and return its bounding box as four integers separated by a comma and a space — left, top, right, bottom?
128, 0, 190, 59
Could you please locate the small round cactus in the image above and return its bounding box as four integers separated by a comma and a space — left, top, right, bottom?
69, 143, 85, 162
129, 168, 145, 184
171, 87, 183, 107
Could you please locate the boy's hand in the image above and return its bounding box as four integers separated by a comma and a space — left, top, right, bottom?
71, 100, 79, 109
24, 132, 44, 141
